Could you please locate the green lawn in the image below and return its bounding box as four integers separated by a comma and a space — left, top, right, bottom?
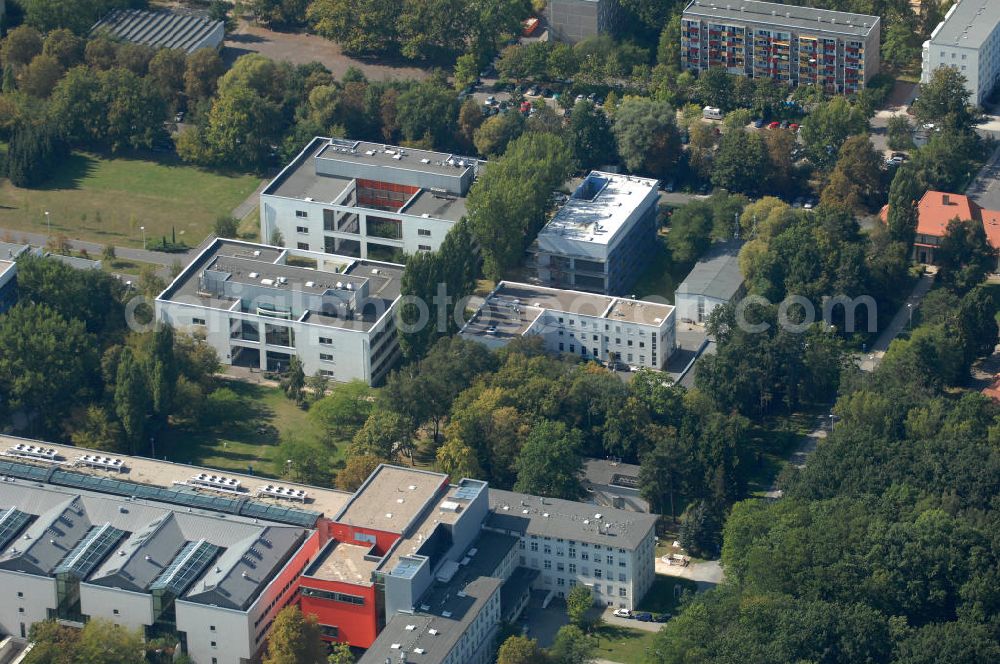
0, 151, 261, 248
638, 576, 699, 614
160, 382, 340, 478
593, 624, 660, 663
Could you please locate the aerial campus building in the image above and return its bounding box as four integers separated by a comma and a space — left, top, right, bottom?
91, 8, 225, 54
260, 137, 483, 263
681, 0, 881, 95
155, 238, 403, 384
0, 436, 658, 664
531, 171, 660, 296
674, 240, 745, 325
921, 0, 1000, 105
461, 281, 676, 370
0, 242, 29, 314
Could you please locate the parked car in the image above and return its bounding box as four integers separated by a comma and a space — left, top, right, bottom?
528, 85, 540, 96
174, 111, 185, 123
635, 612, 653, 622
890, 152, 909, 161
753, 118, 765, 128
613, 608, 632, 618
779, 119, 789, 129
789, 123, 799, 132
768, 121, 781, 129
575, 94, 585, 104
653, 613, 671, 623
542, 88, 554, 98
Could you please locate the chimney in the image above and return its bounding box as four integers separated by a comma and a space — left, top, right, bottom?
942, 194, 951, 205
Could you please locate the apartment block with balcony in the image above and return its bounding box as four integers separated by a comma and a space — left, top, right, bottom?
155, 238, 403, 385
532, 172, 659, 296
681, 0, 880, 95
261, 137, 482, 263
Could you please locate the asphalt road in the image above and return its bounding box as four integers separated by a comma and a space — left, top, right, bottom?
966, 142, 1000, 211
0, 227, 197, 267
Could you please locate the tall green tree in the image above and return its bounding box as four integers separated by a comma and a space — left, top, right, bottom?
513, 420, 584, 499
565, 585, 594, 628
611, 96, 681, 178
568, 100, 616, 170
711, 129, 768, 196
308, 0, 401, 55
885, 162, 923, 244
114, 347, 150, 454
913, 65, 976, 131
263, 605, 326, 664
937, 217, 995, 295
800, 96, 868, 170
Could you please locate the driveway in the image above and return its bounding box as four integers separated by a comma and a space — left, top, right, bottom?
654, 560, 724, 591
966, 142, 1000, 211
223, 20, 432, 81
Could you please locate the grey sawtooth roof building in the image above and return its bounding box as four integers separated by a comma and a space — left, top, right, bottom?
675, 240, 745, 324
91, 9, 225, 54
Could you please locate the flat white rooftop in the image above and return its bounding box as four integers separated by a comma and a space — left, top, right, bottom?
461, 281, 674, 339
538, 172, 658, 247
928, 0, 1000, 47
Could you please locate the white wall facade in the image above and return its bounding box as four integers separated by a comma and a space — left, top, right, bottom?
261, 195, 455, 260
175, 601, 253, 664
79, 584, 154, 633
156, 299, 399, 384
527, 308, 676, 370
0, 571, 57, 640
675, 292, 728, 325
513, 526, 655, 611
921, 1, 1000, 105
440, 589, 501, 664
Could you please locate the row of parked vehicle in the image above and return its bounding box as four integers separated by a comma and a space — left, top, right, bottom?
612, 608, 671, 622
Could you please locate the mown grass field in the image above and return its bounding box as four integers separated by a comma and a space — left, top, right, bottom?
593, 624, 661, 663
160, 382, 342, 478
0, 150, 261, 248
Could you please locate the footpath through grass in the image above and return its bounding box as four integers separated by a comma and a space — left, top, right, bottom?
0, 150, 261, 248
160, 382, 341, 478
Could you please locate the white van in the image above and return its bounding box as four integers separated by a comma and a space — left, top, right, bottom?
702, 106, 723, 120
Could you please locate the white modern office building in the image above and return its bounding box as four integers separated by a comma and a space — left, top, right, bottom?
533, 171, 659, 295
921, 0, 1000, 105
155, 238, 402, 384
461, 281, 676, 370
260, 137, 482, 263
0, 242, 29, 314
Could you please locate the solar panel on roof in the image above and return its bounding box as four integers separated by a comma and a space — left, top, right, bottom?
452, 485, 480, 500
150, 539, 220, 595
0, 507, 33, 551
54, 523, 126, 577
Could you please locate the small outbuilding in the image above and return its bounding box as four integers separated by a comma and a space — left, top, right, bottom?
675, 240, 745, 325
91, 9, 225, 54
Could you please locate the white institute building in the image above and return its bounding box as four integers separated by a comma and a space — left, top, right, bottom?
260, 137, 482, 262
921, 0, 1000, 105
155, 238, 402, 384
531, 171, 660, 296
460, 281, 676, 370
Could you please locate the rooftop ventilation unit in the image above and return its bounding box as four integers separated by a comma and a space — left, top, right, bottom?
248, 272, 259, 279
305, 281, 315, 288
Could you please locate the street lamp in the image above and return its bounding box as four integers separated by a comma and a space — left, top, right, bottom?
44, 210, 50, 236
140, 225, 145, 249
907, 303, 913, 328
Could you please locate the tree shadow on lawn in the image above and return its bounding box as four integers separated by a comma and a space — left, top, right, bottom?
35, 152, 99, 191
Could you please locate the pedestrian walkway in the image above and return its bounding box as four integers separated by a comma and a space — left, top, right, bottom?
231, 179, 268, 220
861, 271, 936, 371
0, 226, 196, 267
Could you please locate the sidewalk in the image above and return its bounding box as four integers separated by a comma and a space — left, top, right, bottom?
862, 271, 936, 370
0, 226, 197, 267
